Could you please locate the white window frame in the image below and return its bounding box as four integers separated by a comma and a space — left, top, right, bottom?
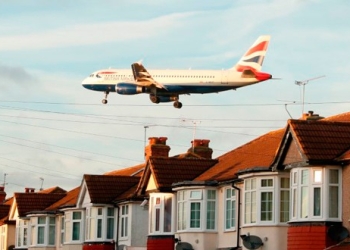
16, 219, 29, 248
29, 215, 56, 247
120, 205, 129, 239
149, 193, 175, 235
64, 210, 84, 243
85, 206, 116, 242
224, 187, 236, 231
175, 188, 217, 233
290, 167, 341, 222
243, 175, 290, 226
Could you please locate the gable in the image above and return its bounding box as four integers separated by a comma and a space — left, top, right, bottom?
146, 174, 157, 192
283, 135, 305, 166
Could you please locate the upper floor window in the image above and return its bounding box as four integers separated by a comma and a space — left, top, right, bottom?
176, 189, 217, 232
149, 193, 174, 235
243, 176, 289, 225
290, 167, 341, 221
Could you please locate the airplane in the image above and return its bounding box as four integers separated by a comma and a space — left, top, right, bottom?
82, 35, 272, 109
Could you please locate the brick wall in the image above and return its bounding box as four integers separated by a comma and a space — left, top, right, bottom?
288, 223, 337, 250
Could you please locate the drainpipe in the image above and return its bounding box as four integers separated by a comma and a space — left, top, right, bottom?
232, 179, 242, 250
115, 205, 120, 250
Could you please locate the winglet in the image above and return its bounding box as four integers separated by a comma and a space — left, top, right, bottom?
233, 35, 270, 72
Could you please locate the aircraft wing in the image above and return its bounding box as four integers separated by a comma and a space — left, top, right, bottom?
131, 62, 165, 89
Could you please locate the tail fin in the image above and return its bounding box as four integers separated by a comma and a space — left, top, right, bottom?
233, 35, 270, 72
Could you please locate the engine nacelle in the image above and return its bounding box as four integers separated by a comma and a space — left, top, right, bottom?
149, 95, 178, 103
116, 83, 145, 95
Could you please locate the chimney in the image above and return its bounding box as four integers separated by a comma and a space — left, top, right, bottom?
301, 111, 324, 121
0, 186, 6, 203
145, 137, 170, 160
25, 187, 35, 193
188, 139, 213, 159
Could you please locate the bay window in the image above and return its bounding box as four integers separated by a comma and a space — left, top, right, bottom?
120, 205, 129, 239
243, 176, 289, 225
85, 206, 116, 241
290, 167, 341, 221
29, 216, 56, 246
149, 193, 174, 234
175, 189, 217, 232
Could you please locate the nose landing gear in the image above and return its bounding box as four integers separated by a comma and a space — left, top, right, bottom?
102, 91, 109, 104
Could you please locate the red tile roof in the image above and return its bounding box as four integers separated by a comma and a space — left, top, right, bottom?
45, 186, 81, 211
195, 129, 285, 182
104, 164, 145, 177
322, 112, 350, 122
38, 186, 66, 194
15, 192, 66, 216
147, 157, 218, 191
84, 175, 140, 203
288, 120, 350, 161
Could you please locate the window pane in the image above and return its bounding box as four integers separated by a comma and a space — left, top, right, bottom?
155, 209, 160, 231
261, 179, 273, 187
107, 218, 114, 239
38, 227, 45, 244
313, 187, 321, 216
190, 190, 202, 199
329, 169, 339, 184
72, 222, 80, 240
190, 203, 201, 228
163, 196, 172, 232
73, 212, 81, 220
329, 186, 339, 218
280, 190, 290, 222
261, 192, 273, 221
292, 189, 297, 218
97, 219, 102, 238
49, 225, 55, 245
226, 200, 232, 229
281, 178, 290, 188
301, 186, 309, 218
206, 201, 215, 230
38, 217, 46, 224
314, 170, 322, 183
107, 208, 114, 216
301, 170, 309, 184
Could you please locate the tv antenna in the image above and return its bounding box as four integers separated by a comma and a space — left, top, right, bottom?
182, 119, 201, 152
39, 177, 44, 191
295, 75, 325, 115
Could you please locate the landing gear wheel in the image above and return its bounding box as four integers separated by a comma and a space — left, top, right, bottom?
150, 95, 160, 104
102, 99, 108, 104
173, 101, 182, 109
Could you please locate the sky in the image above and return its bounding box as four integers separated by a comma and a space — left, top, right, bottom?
0, 0, 349, 196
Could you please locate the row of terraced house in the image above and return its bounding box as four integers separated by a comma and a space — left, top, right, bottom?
1, 111, 350, 250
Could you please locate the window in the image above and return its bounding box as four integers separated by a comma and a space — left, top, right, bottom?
60, 216, 64, 245
175, 189, 217, 232
29, 216, 56, 246
244, 179, 256, 224
64, 211, 83, 243
107, 208, 115, 239
280, 178, 290, 222
225, 188, 236, 230
86, 207, 115, 241
243, 176, 289, 225
260, 179, 273, 222
290, 167, 341, 221
120, 205, 128, 238
149, 194, 174, 234
16, 219, 29, 248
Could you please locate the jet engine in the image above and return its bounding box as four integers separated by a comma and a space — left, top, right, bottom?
116, 83, 146, 95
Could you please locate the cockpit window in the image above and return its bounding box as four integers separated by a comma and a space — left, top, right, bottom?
96, 74, 102, 78
89, 74, 94, 77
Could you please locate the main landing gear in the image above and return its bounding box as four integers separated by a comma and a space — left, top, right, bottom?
102, 91, 109, 104
173, 101, 182, 109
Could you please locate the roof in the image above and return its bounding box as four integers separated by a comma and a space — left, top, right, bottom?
38, 186, 66, 194
138, 157, 218, 192
45, 186, 81, 211
322, 111, 350, 122
15, 192, 67, 216
84, 175, 140, 203
195, 129, 285, 182
103, 164, 145, 177
288, 119, 350, 161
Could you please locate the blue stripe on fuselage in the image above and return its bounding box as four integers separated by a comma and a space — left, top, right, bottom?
82, 83, 234, 94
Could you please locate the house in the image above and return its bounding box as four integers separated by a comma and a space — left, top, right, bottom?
0, 187, 14, 250
3, 111, 350, 250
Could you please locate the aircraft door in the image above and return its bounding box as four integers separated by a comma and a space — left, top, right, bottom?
221, 71, 228, 84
